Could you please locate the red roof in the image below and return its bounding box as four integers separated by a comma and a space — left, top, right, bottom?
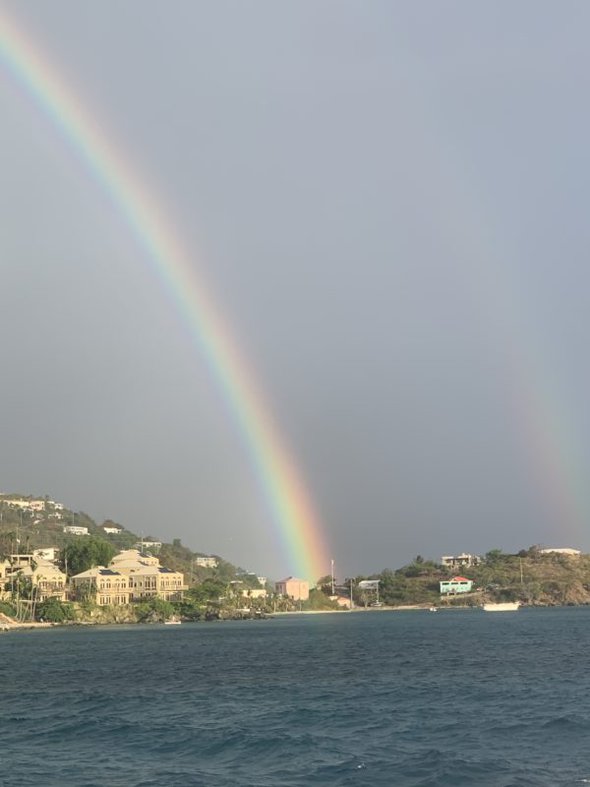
452, 576, 470, 582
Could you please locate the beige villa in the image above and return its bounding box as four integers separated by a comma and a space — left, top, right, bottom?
70, 567, 130, 606
110, 550, 186, 601
70, 550, 186, 606
1, 554, 67, 602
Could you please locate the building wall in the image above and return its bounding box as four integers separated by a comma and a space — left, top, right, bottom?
70, 571, 130, 606
241, 588, 267, 599
275, 578, 310, 601
195, 557, 218, 568
127, 570, 185, 602
440, 579, 473, 595
63, 526, 89, 536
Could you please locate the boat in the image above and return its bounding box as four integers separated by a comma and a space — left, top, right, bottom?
482, 602, 520, 612
428, 606, 437, 612
164, 619, 182, 625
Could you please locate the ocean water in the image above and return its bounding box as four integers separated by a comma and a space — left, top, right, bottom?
2, 608, 590, 786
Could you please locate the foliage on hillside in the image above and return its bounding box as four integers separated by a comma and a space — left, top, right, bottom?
349, 549, 590, 607
0, 495, 245, 587
60, 537, 117, 575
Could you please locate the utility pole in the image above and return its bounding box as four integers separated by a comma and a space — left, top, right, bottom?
331, 558, 335, 596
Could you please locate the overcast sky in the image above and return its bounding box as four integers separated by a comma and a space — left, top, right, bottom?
2, 1, 590, 579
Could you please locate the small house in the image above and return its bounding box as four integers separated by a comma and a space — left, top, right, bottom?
439, 576, 473, 595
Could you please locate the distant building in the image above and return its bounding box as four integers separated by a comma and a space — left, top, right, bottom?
70, 567, 130, 606
244, 572, 267, 586
27, 561, 67, 602
33, 547, 59, 563
4, 555, 67, 602
112, 550, 159, 569
1, 498, 45, 512
538, 548, 581, 557
125, 566, 185, 602
103, 526, 123, 534
110, 550, 185, 602
134, 540, 162, 550
441, 553, 481, 570
275, 577, 309, 601
195, 556, 218, 569
440, 576, 473, 595
240, 588, 267, 599
63, 525, 89, 536
70, 550, 187, 605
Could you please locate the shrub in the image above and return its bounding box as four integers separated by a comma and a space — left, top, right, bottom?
36, 598, 76, 623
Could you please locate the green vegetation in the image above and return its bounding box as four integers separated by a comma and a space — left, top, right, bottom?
134, 597, 175, 623
345, 548, 590, 608
36, 598, 76, 623
60, 537, 116, 576
303, 588, 339, 611
5, 491, 590, 622
0, 600, 17, 618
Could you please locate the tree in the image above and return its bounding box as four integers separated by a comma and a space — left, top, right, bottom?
60, 537, 116, 576
316, 575, 334, 595
187, 578, 227, 604
36, 598, 76, 623
135, 597, 174, 622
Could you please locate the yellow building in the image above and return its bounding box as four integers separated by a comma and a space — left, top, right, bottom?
110, 550, 186, 602
28, 561, 67, 602
3, 555, 67, 602
69, 550, 186, 605
70, 567, 130, 606
124, 565, 185, 601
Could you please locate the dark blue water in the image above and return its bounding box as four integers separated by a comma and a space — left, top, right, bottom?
2, 608, 590, 786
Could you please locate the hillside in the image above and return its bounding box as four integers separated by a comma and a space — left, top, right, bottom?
353, 548, 590, 608
0, 493, 251, 587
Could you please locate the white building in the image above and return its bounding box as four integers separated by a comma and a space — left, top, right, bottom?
103, 526, 123, 534
1, 498, 45, 512
538, 548, 581, 557
241, 587, 267, 599
441, 553, 481, 570
63, 525, 89, 536
195, 556, 218, 569
33, 547, 59, 563
134, 541, 162, 550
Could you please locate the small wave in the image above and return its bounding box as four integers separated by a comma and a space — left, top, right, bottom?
542, 715, 590, 732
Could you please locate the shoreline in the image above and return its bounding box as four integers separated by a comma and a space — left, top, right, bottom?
0, 621, 54, 631
2, 602, 585, 631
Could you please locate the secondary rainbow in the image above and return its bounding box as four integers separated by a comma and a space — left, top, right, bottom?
0, 12, 330, 581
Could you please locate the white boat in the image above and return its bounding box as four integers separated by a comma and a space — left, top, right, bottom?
428, 607, 437, 612
164, 619, 182, 625
482, 602, 520, 612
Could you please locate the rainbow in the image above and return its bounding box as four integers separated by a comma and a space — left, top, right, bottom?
0, 11, 330, 581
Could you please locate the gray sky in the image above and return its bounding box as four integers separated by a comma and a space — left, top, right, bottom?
2, 1, 590, 579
